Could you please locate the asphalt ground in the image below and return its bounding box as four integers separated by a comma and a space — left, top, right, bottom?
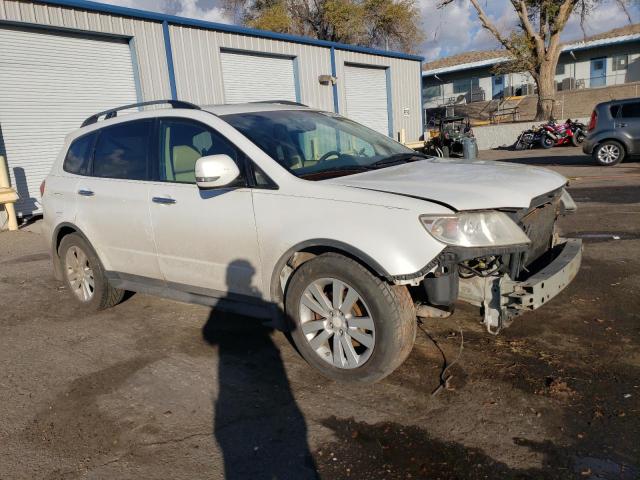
1, 146, 639, 479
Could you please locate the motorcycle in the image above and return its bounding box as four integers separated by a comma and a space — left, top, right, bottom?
566, 119, 586, 145
514, 125, 543, 150
539, 119, 586, 148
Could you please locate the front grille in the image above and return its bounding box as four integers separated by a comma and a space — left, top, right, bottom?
507, 193, 561, 279
519, 199, 559, 265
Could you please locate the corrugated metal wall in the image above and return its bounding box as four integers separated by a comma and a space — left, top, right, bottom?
0, 0, 421, 140
0, 0, 171, 100
169, 25, 335, 112
334, 50, 422, 141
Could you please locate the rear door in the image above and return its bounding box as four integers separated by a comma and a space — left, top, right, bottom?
74, 119, 162, 279
618, 101, 640, 153
147, 117, 263, 299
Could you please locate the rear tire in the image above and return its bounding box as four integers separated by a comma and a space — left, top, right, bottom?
58, 233, 124, 311
285, 253, 416, 384
571, 132, 585, 147
593, 140, 624, 166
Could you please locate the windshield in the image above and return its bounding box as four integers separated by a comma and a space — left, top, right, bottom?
222, 110, 419, 179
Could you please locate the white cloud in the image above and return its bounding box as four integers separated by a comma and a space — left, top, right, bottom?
419, 0, 640, 62
96, 0, 230, 23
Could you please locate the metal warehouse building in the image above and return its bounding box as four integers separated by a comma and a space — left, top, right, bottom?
0, 0, 423, 219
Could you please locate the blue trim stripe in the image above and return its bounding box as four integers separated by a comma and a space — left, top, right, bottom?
128, 38, 143, 103
292, 57, 302, 103
385, 68, 394, 138
330, 47, 339, 113
162, 20, 178, 100
35, 0, 423, 62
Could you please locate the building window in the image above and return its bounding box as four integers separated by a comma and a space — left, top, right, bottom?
424, 84, 442, 99
452, 77, 479, 94
613, 55, 628, 71
556, 63, 565, 75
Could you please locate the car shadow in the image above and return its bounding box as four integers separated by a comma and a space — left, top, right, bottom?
202, 259, 319, 480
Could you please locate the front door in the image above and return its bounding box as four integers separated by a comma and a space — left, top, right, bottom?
492, 75, 505, 99
74, 119, 162, 279
148, 117, 263, 299
590, 57, 607, 87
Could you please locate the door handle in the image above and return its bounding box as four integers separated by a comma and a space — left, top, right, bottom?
152, 197, 176, 205
617, 122, 628, 128
78, 189, 94, 197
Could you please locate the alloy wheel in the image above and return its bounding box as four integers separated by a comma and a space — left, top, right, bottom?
598, 144, 621, 164
65, 246, 95, 302
299, 278, 375, 369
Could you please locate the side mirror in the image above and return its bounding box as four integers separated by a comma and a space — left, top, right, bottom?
195, 155, 240, 189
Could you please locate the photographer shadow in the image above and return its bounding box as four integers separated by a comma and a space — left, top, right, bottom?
202, 259, 319, 480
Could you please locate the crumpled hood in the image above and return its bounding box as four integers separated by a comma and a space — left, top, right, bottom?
326, 158, 567, 211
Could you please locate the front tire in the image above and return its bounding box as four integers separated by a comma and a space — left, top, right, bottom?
540, 135, 554, 149
285, 253, 416, 384
58, 233, 124, 311
594, 140, 624, 166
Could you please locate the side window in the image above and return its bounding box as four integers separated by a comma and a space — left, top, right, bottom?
610, 105, 621, 118
63, 132, 97, 175
93, 120, 152, 180
159, 119, 242, 184
621, 102, 640, 118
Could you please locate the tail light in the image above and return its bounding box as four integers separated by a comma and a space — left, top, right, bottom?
588, 111, 597, 131
40, 180, 46, 197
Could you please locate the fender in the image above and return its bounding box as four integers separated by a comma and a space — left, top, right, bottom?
50, 222, 96, 281
269, 239, 393, 303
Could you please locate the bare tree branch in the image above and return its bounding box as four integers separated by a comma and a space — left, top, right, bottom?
467, 0, 513, 51
615, 0, 633, 23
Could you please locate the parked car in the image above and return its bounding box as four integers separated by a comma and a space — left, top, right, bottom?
42, 100, 582, 383
583, 98, 640, 166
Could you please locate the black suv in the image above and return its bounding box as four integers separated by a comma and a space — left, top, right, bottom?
583, 98, 640, 166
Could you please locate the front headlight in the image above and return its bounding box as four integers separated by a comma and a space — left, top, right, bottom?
420, 211, 530, 247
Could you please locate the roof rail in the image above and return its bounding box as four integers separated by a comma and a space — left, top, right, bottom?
81, 100, 201, 127
249, 100, 308, 107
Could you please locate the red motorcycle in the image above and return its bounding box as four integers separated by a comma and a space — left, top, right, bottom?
539, 119, 586, 149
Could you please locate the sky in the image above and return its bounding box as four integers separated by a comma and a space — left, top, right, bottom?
96, 0, 640, 61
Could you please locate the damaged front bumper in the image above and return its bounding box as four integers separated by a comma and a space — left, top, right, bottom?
458, 238, 583, 334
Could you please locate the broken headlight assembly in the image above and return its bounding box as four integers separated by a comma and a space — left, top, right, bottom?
420, 211, 531, 248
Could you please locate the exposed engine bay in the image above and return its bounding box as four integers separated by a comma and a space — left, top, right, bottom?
419, 188, 581, 334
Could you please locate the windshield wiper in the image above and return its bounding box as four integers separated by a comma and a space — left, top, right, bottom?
299, 165, 373, 179
370, 152, 429, 168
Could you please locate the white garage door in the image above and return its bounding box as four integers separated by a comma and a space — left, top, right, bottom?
0, 27, 138, 217
344, 65, 389, 136
221, 51, 297, 104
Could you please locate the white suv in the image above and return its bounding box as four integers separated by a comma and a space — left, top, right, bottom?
42, 100, 582, 383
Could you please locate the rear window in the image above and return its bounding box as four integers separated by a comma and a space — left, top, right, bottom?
63, 132, 96, 175
93, 120, 152, 180
621, 102, 640, 118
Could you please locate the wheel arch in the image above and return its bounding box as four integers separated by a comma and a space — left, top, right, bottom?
269, 239, 393, 305
593, 136, 630, 155
51, 222, 94, 281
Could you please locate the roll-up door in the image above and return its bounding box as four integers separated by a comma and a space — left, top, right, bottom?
0, 26, 138, 217
344, 65, 390, 136
220, 51, 297, 104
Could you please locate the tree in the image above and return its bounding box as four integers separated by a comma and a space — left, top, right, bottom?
438, 0, 633, 120
221, 0, 424, 53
